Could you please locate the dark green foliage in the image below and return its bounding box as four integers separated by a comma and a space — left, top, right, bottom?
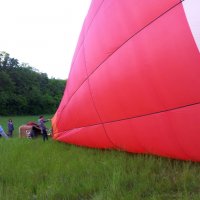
0, 51, 66, 115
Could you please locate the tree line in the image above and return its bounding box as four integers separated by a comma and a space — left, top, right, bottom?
0, 51, 66, 115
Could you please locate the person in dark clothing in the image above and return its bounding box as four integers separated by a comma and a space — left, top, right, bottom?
38, 116, 50, 141
7, 119, 14, 137
30, 125, 38, 138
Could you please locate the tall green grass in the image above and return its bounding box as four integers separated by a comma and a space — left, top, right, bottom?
0, 116, 200, 199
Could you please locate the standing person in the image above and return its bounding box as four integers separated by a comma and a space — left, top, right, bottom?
38, 116, 50, 141
7, 119, 14, 137
0, 125, 8, 139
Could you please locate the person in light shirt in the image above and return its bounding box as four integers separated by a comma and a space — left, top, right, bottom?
38, 116, 50, 141
0, 125, 8, 139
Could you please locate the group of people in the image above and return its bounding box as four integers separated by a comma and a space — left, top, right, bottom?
0, 116, 51, 141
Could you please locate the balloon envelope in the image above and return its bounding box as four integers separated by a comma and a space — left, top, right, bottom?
52, 0, 200, 161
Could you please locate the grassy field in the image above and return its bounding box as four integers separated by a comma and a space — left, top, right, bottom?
0, 116, 200, 199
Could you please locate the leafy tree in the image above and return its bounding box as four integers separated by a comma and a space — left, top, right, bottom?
0, 51, 66, 115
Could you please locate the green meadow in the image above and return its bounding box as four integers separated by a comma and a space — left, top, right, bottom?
0, 116, 200, 199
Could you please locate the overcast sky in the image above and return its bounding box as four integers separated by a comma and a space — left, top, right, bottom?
0, 0, 91, 79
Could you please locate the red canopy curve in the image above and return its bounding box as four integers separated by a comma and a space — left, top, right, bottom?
52, 0, 200, 161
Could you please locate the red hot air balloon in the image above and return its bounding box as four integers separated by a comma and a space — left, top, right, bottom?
52, 0, 200, 161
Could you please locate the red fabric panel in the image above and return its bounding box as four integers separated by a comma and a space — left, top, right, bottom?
54, 81, 101, 134
70, 32, 84, 69
66, 46, 88, 98
57, 124, 114, 149
83, 0, 104, 32
89, 4, 200, 122
53, 88, 70, 135
84, 0, 180, 75
69, 0, 103, 84
105, 104, 200, 161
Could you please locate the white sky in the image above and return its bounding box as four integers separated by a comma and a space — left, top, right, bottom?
0, 0, 91, 79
